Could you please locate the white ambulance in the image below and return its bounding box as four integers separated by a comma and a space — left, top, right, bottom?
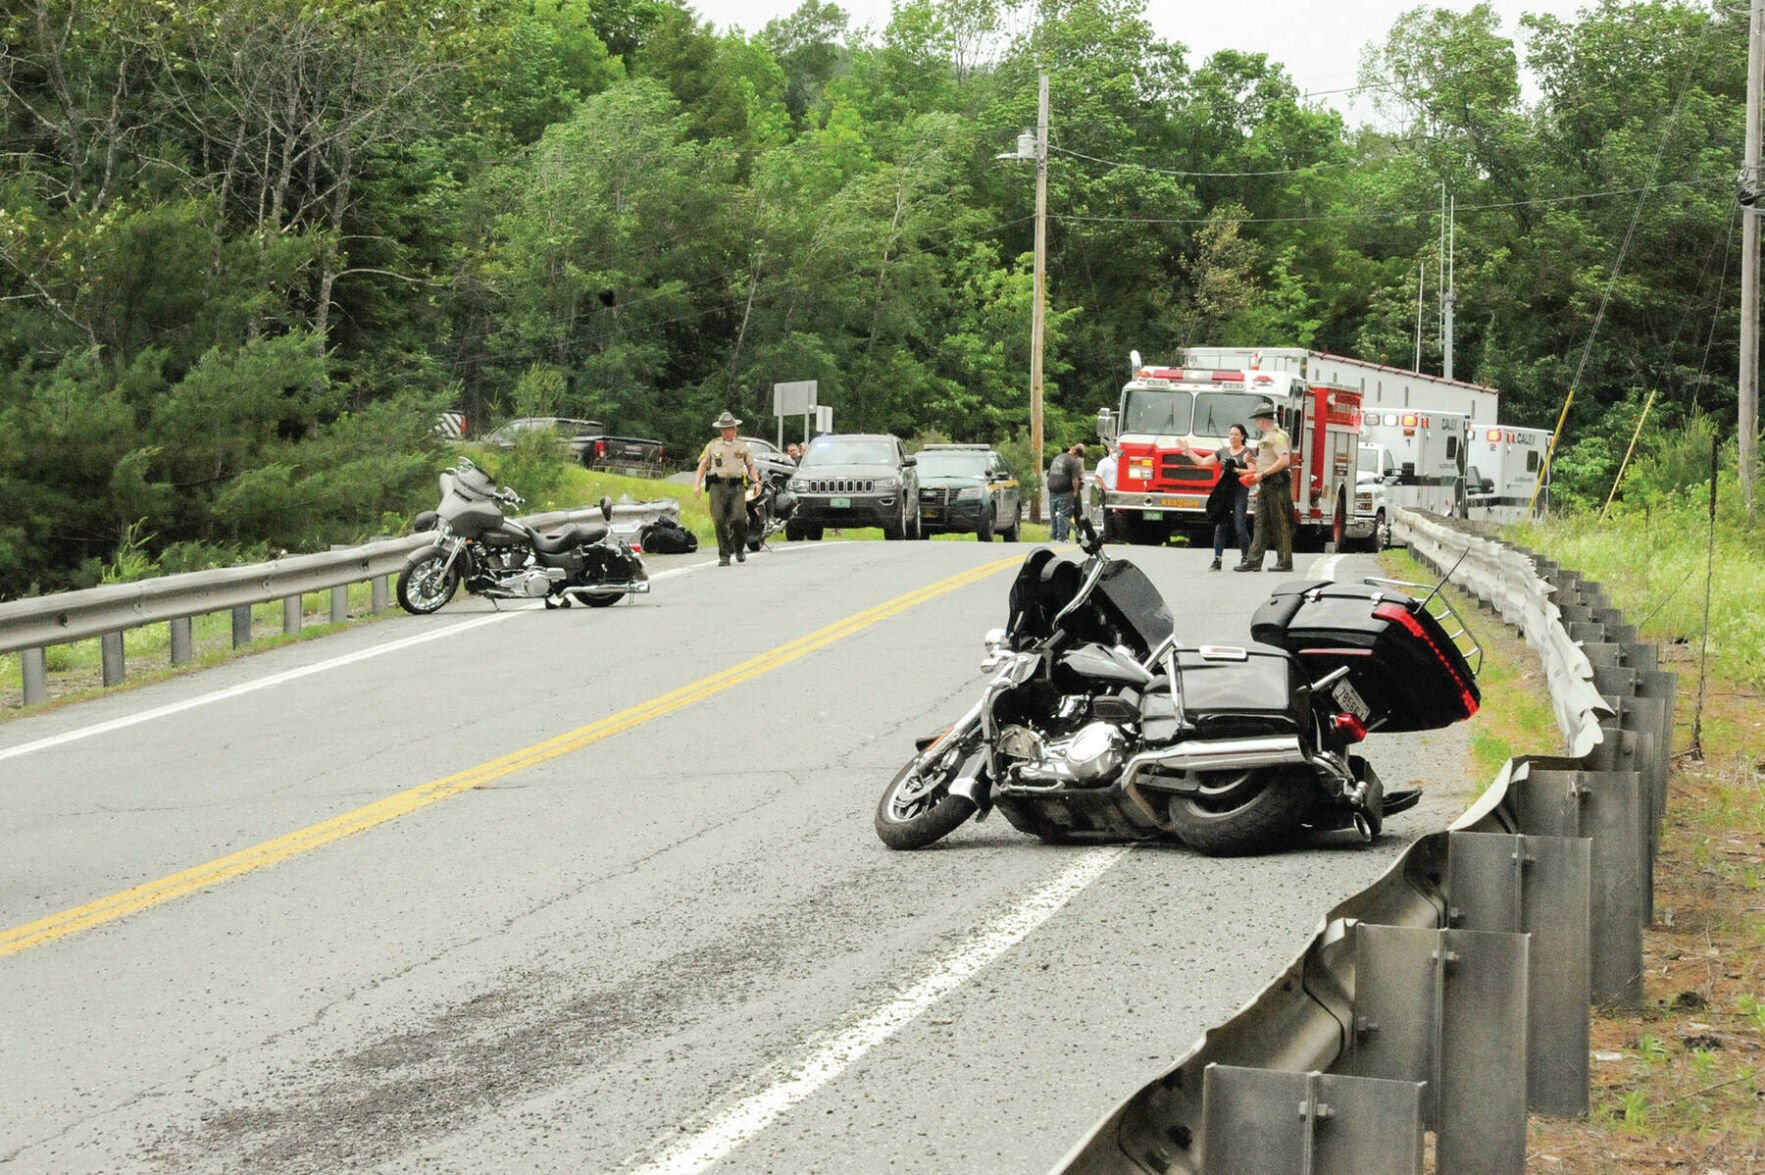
1464, 426, 1553, 522
1351, 410, 1471, 548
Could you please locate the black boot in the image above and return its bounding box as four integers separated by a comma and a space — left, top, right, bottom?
1208, 557, 1221, 571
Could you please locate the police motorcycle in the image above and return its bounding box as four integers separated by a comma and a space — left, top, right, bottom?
398, 458, 649, 614
873, 514, 1482, 856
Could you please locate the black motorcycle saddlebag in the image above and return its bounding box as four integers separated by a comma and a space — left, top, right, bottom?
1249, 580, 1480, 733
1141, 644, 1308, 742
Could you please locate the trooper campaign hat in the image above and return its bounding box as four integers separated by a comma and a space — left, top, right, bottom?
712, 410, 742, 429
1248, 401, 1277, 420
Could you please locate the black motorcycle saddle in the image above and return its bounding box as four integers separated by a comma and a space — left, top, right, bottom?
530, 523, 607, 553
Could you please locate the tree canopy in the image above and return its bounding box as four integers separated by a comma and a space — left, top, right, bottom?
0, 0, 1751, 592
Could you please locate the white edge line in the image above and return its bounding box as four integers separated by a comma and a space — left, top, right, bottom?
0, 561, 711, 763
629, 846, 1130, 1175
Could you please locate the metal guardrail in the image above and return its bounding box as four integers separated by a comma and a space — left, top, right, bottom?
1055, 508, 1675, 1174
1, 499, 679, 706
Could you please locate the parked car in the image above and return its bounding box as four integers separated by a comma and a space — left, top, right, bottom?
741, 436, 799, 485
786, 433, 921, 541
914, 444, 1022, 541
484, 417, 604, 459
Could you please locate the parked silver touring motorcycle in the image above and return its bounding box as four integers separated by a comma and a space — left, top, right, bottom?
873, 515, 1482, 856
398, 459, 649, 614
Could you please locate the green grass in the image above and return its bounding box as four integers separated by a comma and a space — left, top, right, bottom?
1505, 510, 1765, 689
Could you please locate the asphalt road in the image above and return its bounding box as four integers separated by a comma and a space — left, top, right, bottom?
0, 539, 1476, 1174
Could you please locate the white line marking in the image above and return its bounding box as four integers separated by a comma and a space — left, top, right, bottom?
628, 846, 1131, 1175
1311, 553, 1345, 580
0, 563, 708, 763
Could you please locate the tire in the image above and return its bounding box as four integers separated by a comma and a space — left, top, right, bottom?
1164, 767, 1316, 856
581, 590, 623, 608
785, 520, 804, 542
976, 510, 995, 542
1001, 505, 1021, 543
1375, 510, 1391, 551
1331, 497, 1347, 551
396, 547, 461, 615
808, 526, 824, 541
883, 502, 905, 541
874, 749, 979, 850
747, 536, 763, 552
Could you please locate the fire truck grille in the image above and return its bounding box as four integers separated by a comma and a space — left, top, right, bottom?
802, 478, 876, 494
1158, 460, 1214, 484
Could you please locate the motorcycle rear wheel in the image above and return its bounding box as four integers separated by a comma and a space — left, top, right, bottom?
1164, 767, 1314, 857
580, 590, 623, 608
396, 548, 461, 615
874, 751, 977, 850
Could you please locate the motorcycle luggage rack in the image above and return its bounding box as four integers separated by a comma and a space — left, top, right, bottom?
1360, 575, 1483, 678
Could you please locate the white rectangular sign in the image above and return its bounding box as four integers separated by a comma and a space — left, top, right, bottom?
773, 380, 818, 416
814, 405, 832, 432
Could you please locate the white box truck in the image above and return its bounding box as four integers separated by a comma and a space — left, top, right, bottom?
1350, 409, 1471, 548
1465, 425, 1553, 522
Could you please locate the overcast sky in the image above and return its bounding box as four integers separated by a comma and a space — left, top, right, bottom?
685, 0, 1598, 122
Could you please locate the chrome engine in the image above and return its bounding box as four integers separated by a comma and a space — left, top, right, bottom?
998, 720, 1127, 787
498, 567, 564, 597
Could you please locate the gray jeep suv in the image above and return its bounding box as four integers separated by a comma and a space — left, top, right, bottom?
786, 434, 921, 540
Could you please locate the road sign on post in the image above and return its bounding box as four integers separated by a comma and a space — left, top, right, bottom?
814, 405, 832, 436
773, 381, 818, 449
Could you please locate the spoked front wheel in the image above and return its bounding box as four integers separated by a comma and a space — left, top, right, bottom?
396, 547, 461, 615
874, 744, 978, 850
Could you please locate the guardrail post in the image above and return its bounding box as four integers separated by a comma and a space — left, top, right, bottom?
330, 585, 348, 625
1505, 760, 1645, 1006
1344, 924, 1530, 1174
1445, 831, 1592, 1117
283, 595, 302, 636
232, 605, 252, 649
1200, 1066, 1425, 1174
170, 617, 194, 666
21, 647, 47, 706
100, 632, 125, 687
372, 575, 390, 612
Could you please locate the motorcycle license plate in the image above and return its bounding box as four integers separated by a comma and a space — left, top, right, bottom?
1332, 678, 1371, 722
830, 496, 851, 508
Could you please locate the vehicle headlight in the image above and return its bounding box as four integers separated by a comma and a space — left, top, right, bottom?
955, 486, 983, 500
874, 477, 899, 491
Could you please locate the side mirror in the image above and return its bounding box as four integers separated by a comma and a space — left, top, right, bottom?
599, 496, 614, 522
901, 454, 916, 467
1097, 407, 1118, 442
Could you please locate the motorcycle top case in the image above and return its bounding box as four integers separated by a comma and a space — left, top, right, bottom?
1248, 580, 1480, 733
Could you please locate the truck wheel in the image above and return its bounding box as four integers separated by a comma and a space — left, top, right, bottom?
1331, 498, 1347, 551
1001, 506, 1021, 542
976, 510, 995, 542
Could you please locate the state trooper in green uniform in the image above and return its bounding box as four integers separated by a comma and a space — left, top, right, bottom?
1237, 400, 1294, 573
693, 411, 761, 566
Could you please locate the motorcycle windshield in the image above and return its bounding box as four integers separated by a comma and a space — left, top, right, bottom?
1090, 561, 1174, 654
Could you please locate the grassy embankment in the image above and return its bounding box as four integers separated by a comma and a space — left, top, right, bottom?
1503, 512, 1764, 1172
0, 451, 1049, 716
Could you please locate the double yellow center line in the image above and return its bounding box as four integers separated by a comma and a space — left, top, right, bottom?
1, 554, 1022, 958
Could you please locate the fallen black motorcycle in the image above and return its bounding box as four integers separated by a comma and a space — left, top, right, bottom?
744, 479, 798, 552
398, 459, 649, 614
873, 515, 1481, 856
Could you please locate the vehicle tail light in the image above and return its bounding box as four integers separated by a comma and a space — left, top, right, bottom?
595, 440, 607, 457
1331, 713, 1369, 743
1374, 602, 1480, 717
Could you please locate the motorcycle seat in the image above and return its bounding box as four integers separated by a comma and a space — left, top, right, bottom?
532, 523, 607, 553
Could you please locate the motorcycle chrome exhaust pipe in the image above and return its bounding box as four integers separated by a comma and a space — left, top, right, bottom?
1120, 735, 1308, 783
559, 580, 651, 602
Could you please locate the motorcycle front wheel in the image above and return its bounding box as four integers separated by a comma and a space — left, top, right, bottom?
396, 547, 461, 615
1164, 767, 1315, 857
874, 748, 977, 850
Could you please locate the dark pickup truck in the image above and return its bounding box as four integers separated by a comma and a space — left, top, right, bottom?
580, 433, 667, 471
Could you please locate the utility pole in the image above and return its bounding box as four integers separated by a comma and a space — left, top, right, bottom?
1444, 192, 1456, 382
1415, 262, 1425, 373
1741, 0, 1762, 515
1030, 72, 1050, 523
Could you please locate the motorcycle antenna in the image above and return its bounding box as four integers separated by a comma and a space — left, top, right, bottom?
1417, 545, 1472, 610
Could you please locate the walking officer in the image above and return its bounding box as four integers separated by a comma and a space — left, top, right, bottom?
1236, 400, 1294, 573
694, 411, 761, 565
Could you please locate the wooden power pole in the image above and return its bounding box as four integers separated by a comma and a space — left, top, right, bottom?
1742, 0, 1762, 514
1029, 72, 1049, 523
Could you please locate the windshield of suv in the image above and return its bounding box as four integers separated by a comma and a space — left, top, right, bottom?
801, 438, 895, 466
916, 451, 992, 478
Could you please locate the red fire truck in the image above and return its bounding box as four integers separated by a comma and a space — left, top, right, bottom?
1096, 356, 1363, 547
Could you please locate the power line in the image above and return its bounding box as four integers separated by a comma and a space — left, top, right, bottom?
1048, 178, 1728, 227
1047, 143, 1360, 178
